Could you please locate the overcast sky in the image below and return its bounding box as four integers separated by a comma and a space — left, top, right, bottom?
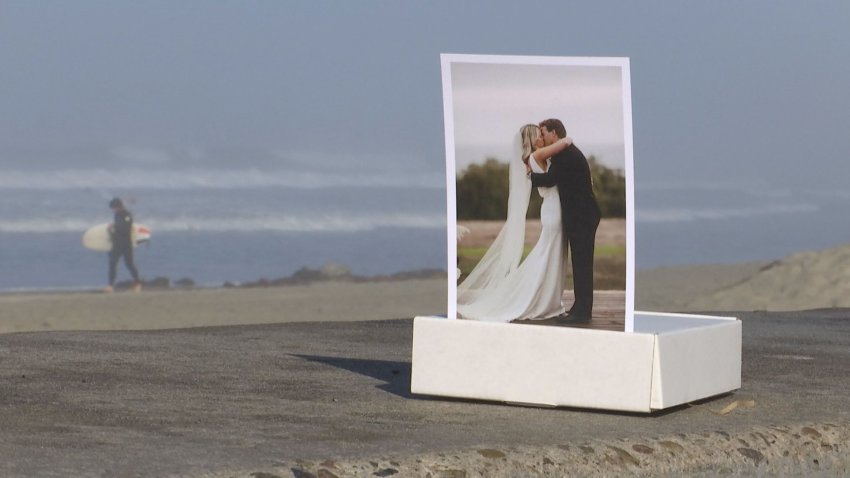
448, 58, 626, 171
2, 1, 849, 193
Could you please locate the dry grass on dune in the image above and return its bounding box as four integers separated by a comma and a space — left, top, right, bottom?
458, 218, 625, 249
457, 219, 626, 290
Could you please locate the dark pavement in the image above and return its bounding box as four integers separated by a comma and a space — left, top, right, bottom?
1, 310, 849, 477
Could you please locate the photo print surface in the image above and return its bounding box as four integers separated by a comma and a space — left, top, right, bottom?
443, 54, 635, 331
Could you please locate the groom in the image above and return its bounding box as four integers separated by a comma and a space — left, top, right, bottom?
529, 119, 601, 322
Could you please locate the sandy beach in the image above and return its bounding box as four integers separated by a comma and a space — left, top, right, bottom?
0, 279, 447, 335
3, 225, 849, 334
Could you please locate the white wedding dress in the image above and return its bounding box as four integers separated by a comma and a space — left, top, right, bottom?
457, 155, 566, 322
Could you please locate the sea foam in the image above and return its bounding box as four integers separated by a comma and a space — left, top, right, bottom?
0, 169, 444, 190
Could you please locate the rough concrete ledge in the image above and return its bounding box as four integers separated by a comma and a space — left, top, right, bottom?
240, 422, 849, 478
3, 313, 848, 477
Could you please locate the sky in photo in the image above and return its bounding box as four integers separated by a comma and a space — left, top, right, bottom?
448, 59, 626, 172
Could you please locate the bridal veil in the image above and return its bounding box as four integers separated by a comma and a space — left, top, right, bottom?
457, 132, 531, 306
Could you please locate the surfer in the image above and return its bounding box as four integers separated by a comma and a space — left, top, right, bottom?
104, 198, 142, 293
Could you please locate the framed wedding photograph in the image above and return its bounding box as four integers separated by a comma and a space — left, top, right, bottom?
442, 54, 635, 332
411, 54, 739, 412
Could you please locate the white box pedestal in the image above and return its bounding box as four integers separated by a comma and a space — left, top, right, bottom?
410, 312, 741, 413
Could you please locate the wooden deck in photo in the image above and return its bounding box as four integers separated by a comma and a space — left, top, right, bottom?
511, 290, 626, 332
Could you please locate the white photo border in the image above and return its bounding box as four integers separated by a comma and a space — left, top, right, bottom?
442, 53, 636, 332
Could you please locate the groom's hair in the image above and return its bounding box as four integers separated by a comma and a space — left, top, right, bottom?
539, 119, 566, 138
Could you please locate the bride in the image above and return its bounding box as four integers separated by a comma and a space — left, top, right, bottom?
457, 124, 572, 322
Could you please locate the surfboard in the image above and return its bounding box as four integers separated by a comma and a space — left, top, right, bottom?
82, 223, 152, 252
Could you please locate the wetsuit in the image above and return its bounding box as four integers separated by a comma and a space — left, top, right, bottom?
109, 208, 140, 285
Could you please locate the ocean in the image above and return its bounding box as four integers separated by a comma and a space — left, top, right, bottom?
0, 169, 447, 291
2, 169, 848, 292
634, 181, 850, 270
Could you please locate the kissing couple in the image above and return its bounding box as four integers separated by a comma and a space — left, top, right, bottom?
457, 118, 601, 324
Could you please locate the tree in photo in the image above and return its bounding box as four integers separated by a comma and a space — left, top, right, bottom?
457, 155, 624, 220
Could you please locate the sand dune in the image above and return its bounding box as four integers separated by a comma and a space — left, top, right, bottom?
637, 243, 850, 312
687, 243, 850, 311
635, 261, 768, 312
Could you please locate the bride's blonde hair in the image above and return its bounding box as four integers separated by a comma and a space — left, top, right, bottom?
519, 124, 539, 164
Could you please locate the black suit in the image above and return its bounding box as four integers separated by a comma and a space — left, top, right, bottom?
530, 143, 601, 317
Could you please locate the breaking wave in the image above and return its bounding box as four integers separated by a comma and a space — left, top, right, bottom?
0, 213, 446, 234
0, 169, 444, 190
636, 203, 819, 223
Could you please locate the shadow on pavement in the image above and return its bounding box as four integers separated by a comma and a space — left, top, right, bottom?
292, 354, 413, 398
